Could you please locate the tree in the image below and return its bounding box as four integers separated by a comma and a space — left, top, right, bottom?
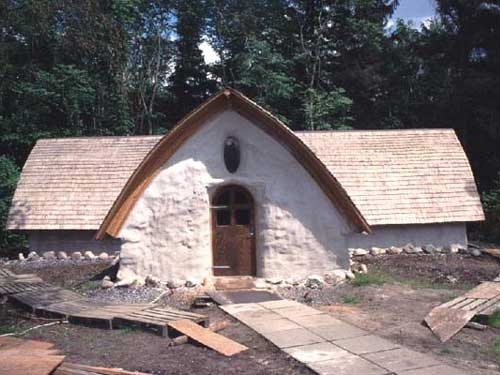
170, 0, 216, 122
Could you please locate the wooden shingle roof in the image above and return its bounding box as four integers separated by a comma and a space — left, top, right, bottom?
296, 129, 485, 225
7, 128, 484, 231
7, 136, 161, 230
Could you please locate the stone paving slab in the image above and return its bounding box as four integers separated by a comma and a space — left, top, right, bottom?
259, 299, 299, 310
249, 318, 302, 334
399, 364, 467, 375
309, 320, 367, 341
333, 334, 400, 355
284, 342, 351, 363
273, 305, 324, 318
233, 309, 283, 323
288, 313, 345, 328
307, 353, 389, 375
262, 328, 324, 349
220, 303, 265, 315
221, 300, 468, 375
364, 347, 441, 373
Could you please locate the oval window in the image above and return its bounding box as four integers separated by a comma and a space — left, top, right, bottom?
224, 136, 240, 173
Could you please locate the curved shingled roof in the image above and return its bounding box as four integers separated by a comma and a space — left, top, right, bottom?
7, 90, 484, 235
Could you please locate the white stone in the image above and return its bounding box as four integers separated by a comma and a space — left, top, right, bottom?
345, 270, 355, 280
42, 251, 56, 260
266, 277, 283, 285
167, 279, 184, 289
352, 248, 369, 256
254, 278, 268, 289
71, 251, 82, 260
387, 246, 403, 255
422, 244, 436, 254
101, 276, 114, 289
56, 251, 68, 260
145, 274, 161, 287
185, 278, 199, 288
471, 248, 482, 257
115, 268, 144, 288
84, 251, 96, 260
360, 264, 368, 274
403, 243, 416, 254
98, 252, 109, 261
118, 110, 351, 282
450, 243, 465, 253
370, 247, 386, 256
18, 253, 26, 261
305, 275, 324, 289
27, 251, 39, 261
325, 270, 347, 284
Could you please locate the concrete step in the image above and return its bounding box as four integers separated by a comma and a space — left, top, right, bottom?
213, 276, 255, 290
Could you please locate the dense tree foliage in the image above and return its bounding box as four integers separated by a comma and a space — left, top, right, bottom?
1, 0, 500, 249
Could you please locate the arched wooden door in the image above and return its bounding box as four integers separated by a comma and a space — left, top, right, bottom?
211, 185, 256, 276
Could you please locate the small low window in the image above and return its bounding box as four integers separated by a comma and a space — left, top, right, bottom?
234, 190, 249, 204
216, 191, 230, 206
235, 209, 251, 225
216, 210, 231, 226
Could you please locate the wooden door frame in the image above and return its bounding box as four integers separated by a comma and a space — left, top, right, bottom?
210, 184, 257, 276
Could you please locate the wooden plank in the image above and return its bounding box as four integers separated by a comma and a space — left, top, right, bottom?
425, 285, 500, 342
168, 319, 247, 356
1, 354, 65, 375
464, 282, 500, 299
424, 306, 476, 342
54, 362, 151, 375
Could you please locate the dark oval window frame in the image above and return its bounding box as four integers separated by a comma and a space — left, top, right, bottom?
223, 136, 240, 173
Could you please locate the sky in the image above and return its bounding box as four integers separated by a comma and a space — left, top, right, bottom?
387, 0, 437, 29
200, 0, 438, 64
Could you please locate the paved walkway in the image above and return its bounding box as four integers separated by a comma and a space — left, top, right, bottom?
221, 300, 466, 375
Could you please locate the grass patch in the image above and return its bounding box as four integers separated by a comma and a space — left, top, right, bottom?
491, 337, 500, 365
342, 295, 362, 304
488, 310, 500, 328
0, 325, 19, 335
76, 280, 100, 291
350, 272, 388, 287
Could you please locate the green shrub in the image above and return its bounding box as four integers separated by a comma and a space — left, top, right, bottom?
342, 295, 362, 304
351, 272, 388, 287
491, 337, 500, 365
0, 156, 27, 258
481, 176, 500, 242
488, 310, 500, 328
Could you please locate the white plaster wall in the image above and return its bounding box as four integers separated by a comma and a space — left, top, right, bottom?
119, 110, 353, 281
347, 223, 467, 249
27, 230, 121, 254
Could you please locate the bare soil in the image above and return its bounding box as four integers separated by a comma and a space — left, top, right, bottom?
1, 260, 312, 375
321, 253, 500, 375
2, 252, 500, 374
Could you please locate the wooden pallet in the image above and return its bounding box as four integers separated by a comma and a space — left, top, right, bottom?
113, 306, 208, 336
425, 281, 500, 342
9, 288, 85, 312
43, 300, 151, 329
0, 281, 49, 295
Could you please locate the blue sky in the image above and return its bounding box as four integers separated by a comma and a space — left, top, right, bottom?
389, 0, 437, 28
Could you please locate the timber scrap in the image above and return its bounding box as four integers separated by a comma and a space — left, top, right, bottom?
424, 281, 500, 342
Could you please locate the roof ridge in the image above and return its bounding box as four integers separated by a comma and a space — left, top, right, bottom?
295, 128, 455, 133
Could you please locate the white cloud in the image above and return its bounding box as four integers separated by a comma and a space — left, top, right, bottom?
199, 41, 220, 65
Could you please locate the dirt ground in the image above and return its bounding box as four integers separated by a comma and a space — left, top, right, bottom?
1, 253, 500, 374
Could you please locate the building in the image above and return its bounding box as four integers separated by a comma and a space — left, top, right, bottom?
7, 89, 484, 282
